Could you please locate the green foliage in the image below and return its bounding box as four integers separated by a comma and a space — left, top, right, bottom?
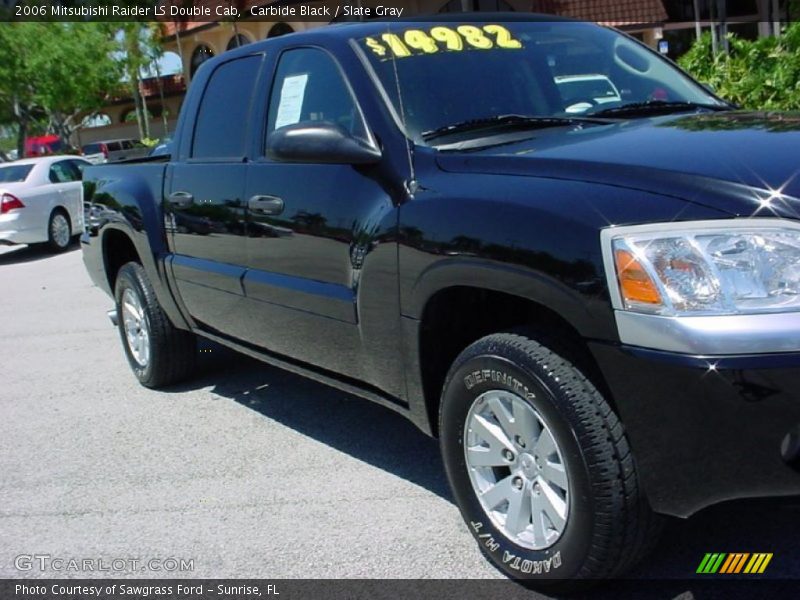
0, 22, 122, 148
117, 23, 166, 140
679, 23, 800, 111
0, 135, 16, 155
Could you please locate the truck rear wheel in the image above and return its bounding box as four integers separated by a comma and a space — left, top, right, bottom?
114, 261, 197, 388
439, 332, 661, 588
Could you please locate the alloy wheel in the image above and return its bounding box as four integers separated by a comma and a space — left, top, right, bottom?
50, 213, 70, 248
464, 389, 570, 550
121, 288, 150, 367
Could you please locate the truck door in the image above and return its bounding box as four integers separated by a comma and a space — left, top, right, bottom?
239, 47, 403, 396
166, 55, 262, 335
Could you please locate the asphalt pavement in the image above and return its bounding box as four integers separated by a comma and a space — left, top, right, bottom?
1, 243, 798, 597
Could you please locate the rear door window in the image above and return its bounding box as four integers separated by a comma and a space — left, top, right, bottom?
192, 55, 262, 159
49, 161, 80, 183
65, 160, 88, 179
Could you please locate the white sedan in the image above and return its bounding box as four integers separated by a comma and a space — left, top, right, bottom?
0, 156, 90, 252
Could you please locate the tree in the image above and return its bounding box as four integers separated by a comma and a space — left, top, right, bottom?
679, 22, 800, 111
0, 24, 39, 156
143, 23, 171, 136
0, 23, 121, 155
119, 23, 150, 140
117, 23, 173, 141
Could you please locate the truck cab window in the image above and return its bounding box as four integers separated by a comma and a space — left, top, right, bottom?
193, 55, 262, 159
266, 48, 368, 143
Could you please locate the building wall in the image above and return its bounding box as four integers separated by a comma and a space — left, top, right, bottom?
74, 118, 179, 148
166, 0, 535, 84
170, 21, 320, 83
73, 95, 184, 147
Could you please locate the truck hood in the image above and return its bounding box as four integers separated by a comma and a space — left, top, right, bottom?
435, 111, 800, 217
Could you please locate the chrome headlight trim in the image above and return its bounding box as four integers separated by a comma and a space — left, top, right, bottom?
615, 310, 800, 354
601, 219, 800, 354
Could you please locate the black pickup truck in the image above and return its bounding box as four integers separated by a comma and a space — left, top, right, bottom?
82, 16, 800, 586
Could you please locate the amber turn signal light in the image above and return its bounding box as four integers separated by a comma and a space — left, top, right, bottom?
614, 248, 662, 305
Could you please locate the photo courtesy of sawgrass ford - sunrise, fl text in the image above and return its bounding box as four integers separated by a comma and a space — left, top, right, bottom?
1, 1, 800, 599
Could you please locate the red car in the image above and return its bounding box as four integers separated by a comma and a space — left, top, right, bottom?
24, 135, 66, 158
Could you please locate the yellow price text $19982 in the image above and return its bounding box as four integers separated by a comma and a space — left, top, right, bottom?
364, 25, 524, 60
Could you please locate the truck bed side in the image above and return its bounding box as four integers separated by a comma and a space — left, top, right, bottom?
80, 158, 189, 330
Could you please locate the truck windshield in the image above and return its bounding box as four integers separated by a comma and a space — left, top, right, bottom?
356, 21, 724, 143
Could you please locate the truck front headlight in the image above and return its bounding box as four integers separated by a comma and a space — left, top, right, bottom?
601, 220, 800, 316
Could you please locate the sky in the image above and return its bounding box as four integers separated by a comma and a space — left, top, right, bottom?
150, 52, 183, 77
112, 29, 184, 78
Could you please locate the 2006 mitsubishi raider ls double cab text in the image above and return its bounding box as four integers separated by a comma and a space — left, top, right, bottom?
81, 15, 800, 587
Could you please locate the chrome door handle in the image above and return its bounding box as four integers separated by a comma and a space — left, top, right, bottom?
168, 191, 194, 209
248, 195, 284, 215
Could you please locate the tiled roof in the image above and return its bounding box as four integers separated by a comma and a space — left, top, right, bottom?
139, 74, 186, 98
160, 0, 265, 37
161, 20, 209, 38
159, 0, 668, 38
530, 0, 667, 26
108, 74, 186, 104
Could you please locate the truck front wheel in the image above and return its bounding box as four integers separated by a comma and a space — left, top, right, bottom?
114, 262, 197, 388
439, 332, 661, 588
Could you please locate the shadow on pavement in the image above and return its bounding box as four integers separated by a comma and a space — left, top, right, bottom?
170, 348, 452, 500
0, 241, 79, 265
172, 348, 800, 595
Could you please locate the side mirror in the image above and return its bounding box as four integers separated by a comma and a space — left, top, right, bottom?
266, 122, 381, 165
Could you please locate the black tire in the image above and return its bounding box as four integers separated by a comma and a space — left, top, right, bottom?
114, 261, 197, 388
440, 332, 661, 590
46, 209, 72, 253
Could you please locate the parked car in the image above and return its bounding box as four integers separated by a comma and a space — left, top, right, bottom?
554, 73, 622, 113
24, 135, 68, 158
0, 156, 89, 251
81, 139, 150, 164
80, 16, 800, 588
83, 202, 117, 235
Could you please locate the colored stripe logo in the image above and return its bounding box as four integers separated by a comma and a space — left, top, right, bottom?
697, 553, 773, 574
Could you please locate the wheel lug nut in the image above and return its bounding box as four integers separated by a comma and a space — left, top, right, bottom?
515, 435, 526, 448
512, 476, 523, 490
503, 449, 515, 461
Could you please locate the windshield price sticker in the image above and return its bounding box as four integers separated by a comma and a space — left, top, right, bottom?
363, 25, 523, 60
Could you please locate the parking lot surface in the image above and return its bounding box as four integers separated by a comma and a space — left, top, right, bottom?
1, 244, 798, 595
